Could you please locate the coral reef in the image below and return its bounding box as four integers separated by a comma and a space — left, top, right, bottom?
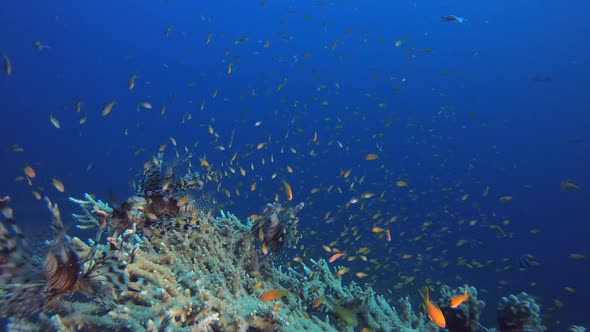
2, 193, 437, 332
0, 156, 554, 332
0, 196, 133, 320
438, 285, 487, 332
496, 292, 546, 332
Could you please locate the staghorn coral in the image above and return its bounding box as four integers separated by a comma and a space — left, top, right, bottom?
266, 257, 437, 332
5, 190, 436, 331
1, 149, 554, 331
2, 192, 554, 332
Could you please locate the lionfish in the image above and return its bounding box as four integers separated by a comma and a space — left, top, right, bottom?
251, 202, 304, 253
89, 152, 220, 233
0, 196, 134, 318
69, 153, 212, 242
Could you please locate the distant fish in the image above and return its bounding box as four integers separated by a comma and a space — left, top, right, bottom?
466, 239, 481, 248
441, 15, 465, 23
519, 254, 540, 269
324, 216, 336, 224
560, 179, 582, 191
3, 54, 11, 76
33, 40, 51, 51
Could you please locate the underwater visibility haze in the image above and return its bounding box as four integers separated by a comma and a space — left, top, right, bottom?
0, 0, 589, 331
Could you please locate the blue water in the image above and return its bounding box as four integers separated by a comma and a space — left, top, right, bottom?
1, 0, 589, 330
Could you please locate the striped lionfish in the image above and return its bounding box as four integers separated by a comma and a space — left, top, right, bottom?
251, 202, 304, 253
0, 196, 136, 318
73, 152, 214, 234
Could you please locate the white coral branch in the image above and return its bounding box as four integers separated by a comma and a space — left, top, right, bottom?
191, 313, 220, 332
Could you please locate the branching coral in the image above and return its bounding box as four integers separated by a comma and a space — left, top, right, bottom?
3, 192, 554, 332
267, 258, 436, 332
1, 153, 554, 332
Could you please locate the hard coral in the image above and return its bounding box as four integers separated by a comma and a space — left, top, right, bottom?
496, 292, 546, 332
438, 284, 487, 332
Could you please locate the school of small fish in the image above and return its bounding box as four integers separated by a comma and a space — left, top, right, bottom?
1, 1, 586, 329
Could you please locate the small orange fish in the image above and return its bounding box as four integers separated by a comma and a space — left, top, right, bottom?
329, 252, 345, 263
282, 180, 293, 201
337, 268, 350, 275
365, 153, 379, 160
386, 229, 392, 242
52, 178, 65, 192
419, 287, 446, 328
372, 226, 384, 233
176, 196, 190, 207
312, 295, 323, 308
260, 288, 288, 301
24, 166, 36, 178
450, 286, 469, 308
199, 158, 210, 167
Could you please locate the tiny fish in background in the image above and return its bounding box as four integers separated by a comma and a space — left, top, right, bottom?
519, 253, 540, 269
441, 15, 465, 23
3, 54, 11, 76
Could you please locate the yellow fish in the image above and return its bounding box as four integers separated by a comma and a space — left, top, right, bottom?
128, 72, 137, 90
23, 166, 36, 178
365, 153, 379, 160
49, 113, 61, 129
52, 178, 65, 192
102, 100, 116, 116
282, 180, 293, 201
